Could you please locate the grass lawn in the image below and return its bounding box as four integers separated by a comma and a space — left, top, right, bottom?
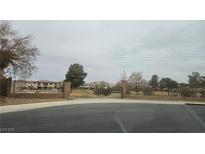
70, 89, 205, 102
70, 89, 97, 98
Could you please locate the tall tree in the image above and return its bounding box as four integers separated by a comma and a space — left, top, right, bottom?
188, 72, 201, 96
65, 63, 87, 89
200, 76, 205, 89
159, 78, 178, 96
169, 80, 178, 90
0, 21, 39, 79
149, 74, 159, 91
128, 72, 143, 95
188, 72, 201, 89
200, 76, 205, 97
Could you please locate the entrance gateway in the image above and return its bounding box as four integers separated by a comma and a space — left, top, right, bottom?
121, 80, 128, 99
92, 80, 128, 99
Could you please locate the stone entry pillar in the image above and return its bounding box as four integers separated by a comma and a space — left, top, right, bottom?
0, 77, 12, 104
63, 82, 71, 99
121, 80, 127, 99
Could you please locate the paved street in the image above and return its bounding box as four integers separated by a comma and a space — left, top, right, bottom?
0, 99, 205, 133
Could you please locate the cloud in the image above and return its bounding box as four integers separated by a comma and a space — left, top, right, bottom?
11, 20, 205, 83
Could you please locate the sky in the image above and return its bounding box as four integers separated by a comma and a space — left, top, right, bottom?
11, 20, 205, 83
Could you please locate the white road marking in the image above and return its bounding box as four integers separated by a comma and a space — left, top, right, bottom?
114, 115, 127, 133
185, 105, 205, 129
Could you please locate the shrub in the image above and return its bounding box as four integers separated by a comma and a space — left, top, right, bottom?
179, 88, 194, 97
103, 87, 112, 96
143, 87, 153, 96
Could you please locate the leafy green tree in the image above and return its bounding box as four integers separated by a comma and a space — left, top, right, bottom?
169, 80, 178, 90
188, 72, 201, 89
200, 76, 205, 97
179, 83, 189, 88
149, 74, 159, 91
159, 78, 178, 96
159, 78, 170, 90
65, 63, 87, 89
200, 76, 205, 88
188, 72, 201, 96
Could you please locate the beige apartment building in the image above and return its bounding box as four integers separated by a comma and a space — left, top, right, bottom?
80, 81, 115, 90
12, 80, 63, 92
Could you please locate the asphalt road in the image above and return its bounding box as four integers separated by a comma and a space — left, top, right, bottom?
1, 102, 205, 133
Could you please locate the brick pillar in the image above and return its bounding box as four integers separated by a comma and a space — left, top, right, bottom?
121, 80, 128, 99
7, 77, 12, 96
0, 77, 12, 104
63, 82, 71, 99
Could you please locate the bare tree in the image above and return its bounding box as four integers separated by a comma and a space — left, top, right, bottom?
0, 21, 39, 79
128, 72, 143, 95
188, 72, 201, 96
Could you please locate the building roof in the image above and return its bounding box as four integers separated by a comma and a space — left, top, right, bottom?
14, 80, 59, 83
37, 80, 57, 83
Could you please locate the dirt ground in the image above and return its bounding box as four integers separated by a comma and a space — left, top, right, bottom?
0, 98, 68, 106
1, 89, 204, 106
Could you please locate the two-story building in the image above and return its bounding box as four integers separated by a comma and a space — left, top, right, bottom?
12, 80, 63, 92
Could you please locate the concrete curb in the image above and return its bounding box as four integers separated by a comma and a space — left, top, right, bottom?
0, 98, 187, 114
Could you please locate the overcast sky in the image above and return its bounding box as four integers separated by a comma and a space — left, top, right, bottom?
11, 20, 205, 83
